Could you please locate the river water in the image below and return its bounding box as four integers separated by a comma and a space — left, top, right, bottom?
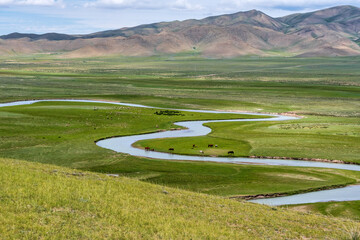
1, 99, 360, 206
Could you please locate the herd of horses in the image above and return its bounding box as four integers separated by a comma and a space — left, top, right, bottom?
144, 144, 235, 155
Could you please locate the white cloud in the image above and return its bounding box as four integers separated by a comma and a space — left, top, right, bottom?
220, 0, 360, 10
85, 0, 133, 7
0, 0, 13, 4
0, 0, 14, 4
82, 0, 360, 14
20, 0, 58, 5
171, 0, 203, 10
85, 0, 160, 9
85, 0, 203, 10
0, 0, 64, 6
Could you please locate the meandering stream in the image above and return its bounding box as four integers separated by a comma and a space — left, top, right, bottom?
1, 99, 360, 206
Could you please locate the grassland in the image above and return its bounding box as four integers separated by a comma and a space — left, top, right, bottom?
1, 157, 360, 239
0, 55, 359, 117
288, 201, 360, 221
0, 55, 358, 164
0, 54, 359, 230
2, 101, 359, 198
0, 101, 250, 167
136, 115, 360, 163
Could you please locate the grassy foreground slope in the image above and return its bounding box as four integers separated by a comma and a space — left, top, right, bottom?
1, 158, 359, 239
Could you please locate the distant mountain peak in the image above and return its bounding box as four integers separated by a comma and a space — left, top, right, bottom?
279, 5, 360, 27
0, 5, 359, 58
243, 9, 265, 15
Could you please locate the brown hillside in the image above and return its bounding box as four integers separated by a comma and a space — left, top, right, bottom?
1, 5, 359, 58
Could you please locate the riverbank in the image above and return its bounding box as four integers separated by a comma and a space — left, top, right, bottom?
1, 100, 359, 203
248, 156, 360, 166
230, 183, 350, 201
132, 144, 360, 166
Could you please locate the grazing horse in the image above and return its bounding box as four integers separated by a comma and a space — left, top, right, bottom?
228, 151, 235, 155
145, 147, 151, 151
192, 144, 196, 148
199, 150, 204, 154
169, 148, 175, 151
208, 144, 214, 148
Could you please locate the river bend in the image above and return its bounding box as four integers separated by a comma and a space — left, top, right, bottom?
1, 99, 360, 206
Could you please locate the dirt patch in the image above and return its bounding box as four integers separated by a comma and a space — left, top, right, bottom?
265, 173, 325, 181
290, 205, 312, 212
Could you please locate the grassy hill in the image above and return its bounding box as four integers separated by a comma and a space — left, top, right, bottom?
288, 201, 360, 221
1, 157, 359, 239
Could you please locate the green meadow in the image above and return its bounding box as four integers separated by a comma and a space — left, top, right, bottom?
136, 116, 360, 163
1, 55, 359, 117
2, 101, 359, 198
288, 201, 360, 222
0, 54, 359, 235
1, 55, 359, 165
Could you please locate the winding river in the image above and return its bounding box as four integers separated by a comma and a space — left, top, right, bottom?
1, 99, 360, 206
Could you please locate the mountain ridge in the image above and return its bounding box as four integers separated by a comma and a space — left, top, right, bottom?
0, 5, 359, 57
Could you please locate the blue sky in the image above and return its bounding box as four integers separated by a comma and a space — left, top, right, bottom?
0, 0, 359, 35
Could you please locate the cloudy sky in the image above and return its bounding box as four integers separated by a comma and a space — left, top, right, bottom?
0, 0, 359, 35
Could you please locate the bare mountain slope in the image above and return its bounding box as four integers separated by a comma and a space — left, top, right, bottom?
0, 5, 359, 58
279, 5, 360, 31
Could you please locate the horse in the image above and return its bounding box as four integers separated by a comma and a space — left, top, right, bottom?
228, 151, 234, 155
208, 144, 214, 148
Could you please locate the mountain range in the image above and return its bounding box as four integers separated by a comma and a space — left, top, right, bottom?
0, 5, 359, 58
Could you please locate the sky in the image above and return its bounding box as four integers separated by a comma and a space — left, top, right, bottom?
0, 0, 359, 35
